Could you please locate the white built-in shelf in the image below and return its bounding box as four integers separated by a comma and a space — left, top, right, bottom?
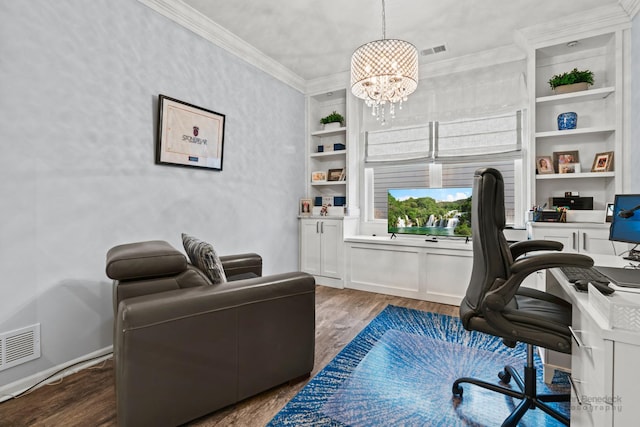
310, 127, 347, 137
536, 86, 615, 105
535, 126, 616, 139
309, 151, 347, 159
536, 172, 615, 180
311, 181, 348, 186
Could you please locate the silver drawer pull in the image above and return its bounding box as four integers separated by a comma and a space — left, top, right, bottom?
568, 326, 591, 350
568, 375, 590, 407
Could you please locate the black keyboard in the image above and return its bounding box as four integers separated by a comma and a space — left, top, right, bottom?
559, 266, 610, 283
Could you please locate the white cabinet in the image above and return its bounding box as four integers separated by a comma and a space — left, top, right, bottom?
531, 223, 610, 254
530, 223, 624, 255
345, 237, 472, 305
300, 218, 344, 285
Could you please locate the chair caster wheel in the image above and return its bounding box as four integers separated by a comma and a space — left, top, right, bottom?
498, 370, 511, 384
452, 384, 463, 397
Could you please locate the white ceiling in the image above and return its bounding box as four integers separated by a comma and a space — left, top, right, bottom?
180, 0, 623, 82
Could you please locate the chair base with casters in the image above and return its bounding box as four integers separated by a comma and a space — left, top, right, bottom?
452, 344, 569, 426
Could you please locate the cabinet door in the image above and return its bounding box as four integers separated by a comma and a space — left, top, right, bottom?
319, 220, 343, 279
533, 227, 578, 252
582, 229, 615, 255
300, 220, 322, 275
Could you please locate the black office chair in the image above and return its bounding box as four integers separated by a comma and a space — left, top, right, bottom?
452, 168, 594, 426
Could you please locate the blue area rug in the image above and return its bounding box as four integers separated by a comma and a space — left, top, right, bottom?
268, 305, 569, 426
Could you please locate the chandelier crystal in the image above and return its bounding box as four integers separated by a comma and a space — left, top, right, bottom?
350, 0, 418, 124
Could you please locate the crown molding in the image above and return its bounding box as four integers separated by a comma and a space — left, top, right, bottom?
620, 0, 640, 17
517, 4, 631, 49
136, 0, 306, 92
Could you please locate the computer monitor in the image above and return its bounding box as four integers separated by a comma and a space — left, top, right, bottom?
609, 194, 640, 261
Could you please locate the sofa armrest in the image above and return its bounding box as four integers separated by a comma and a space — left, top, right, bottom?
219, 253, 262, 280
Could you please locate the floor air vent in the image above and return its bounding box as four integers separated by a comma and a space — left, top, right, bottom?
0, 324, 41, 371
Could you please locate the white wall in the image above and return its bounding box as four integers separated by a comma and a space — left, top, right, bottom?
0, 0, 305, 387
632, 12, 640, 192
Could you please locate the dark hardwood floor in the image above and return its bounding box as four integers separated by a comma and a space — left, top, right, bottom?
0, 285, 458, 427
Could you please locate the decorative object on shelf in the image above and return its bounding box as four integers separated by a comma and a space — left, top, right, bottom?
350, 0, 418, 125
327, 168, 344, 181
322, 196, 333, 207
311, 171, 327, 182
559, 163, 580, 174
333, 143, 346, 151
317, 145, 324, 153
557, 112, 577, 130
320, 111, 344, 130
553, 150, 579, 172
156, 95, 225, 171
548, 68, 594, 94
299, 198, 312, 216
536, 156, 555, 174
605, 203, 615, 222
591, 151, 614, 172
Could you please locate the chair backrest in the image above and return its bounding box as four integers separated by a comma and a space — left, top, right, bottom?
460, 167, 514, 327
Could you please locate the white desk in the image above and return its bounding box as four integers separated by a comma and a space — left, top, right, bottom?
546, 255, 640, 427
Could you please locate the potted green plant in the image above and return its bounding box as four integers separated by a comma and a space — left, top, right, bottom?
320, 111, 344, 130
548, 68, 594, 94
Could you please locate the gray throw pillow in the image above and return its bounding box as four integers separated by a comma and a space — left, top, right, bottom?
181, 233, 227, 284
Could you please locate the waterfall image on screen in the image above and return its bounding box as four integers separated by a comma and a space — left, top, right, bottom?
388, 188, 472, 237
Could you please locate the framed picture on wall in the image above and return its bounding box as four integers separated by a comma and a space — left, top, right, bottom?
156, 95, 225, 171
591, 151, 614, 172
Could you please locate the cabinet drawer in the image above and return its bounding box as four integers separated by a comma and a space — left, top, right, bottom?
570, 309, 614, 426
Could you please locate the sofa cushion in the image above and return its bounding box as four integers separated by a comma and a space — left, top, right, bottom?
182, 233, 227, 284
106, 240, 187, 281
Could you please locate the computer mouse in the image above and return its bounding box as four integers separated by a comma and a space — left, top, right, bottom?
574, 279, 589, 292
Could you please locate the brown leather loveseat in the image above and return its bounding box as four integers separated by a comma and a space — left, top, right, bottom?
106, 240, 315, 426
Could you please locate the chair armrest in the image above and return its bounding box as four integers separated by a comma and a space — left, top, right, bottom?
220, 253, 262, 280
509, 240, 564, 260
484, 252, 593, 312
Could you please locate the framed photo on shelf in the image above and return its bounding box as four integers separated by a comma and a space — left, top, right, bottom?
553, 150, 580, 173
559, 162, 580, 174
591, 151, 614, 172
536, 156, 554, 174
327, 168, 344, 181
156, 95, 225, 171
605, 203, 615, 222
299, 198, 312, 216
311, 171, 327, 182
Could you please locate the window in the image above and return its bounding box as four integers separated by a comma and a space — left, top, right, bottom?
364, 111, 525, 227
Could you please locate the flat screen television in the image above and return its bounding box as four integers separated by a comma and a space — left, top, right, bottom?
609, 194, 640, 261
388, 187, 472, 238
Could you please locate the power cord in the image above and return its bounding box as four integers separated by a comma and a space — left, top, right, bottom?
0, 352, 113, 401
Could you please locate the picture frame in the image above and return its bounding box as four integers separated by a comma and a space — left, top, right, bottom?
591, 151, 614, 172
311, 171, 327, 182
559, 162, 580, 174
606, 203, 615, 222
553, 150, 580, 172
299, 198, 312, 216
536, 156, 555, 174
156, 95, 225, 171
327, 168, 344, 181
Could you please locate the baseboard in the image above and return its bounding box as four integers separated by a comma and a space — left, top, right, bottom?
0, 345, 113, 403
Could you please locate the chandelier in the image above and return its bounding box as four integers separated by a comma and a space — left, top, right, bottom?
350, 0, 419, 124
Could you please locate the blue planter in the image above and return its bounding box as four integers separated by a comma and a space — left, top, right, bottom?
557, 112, 578, 130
